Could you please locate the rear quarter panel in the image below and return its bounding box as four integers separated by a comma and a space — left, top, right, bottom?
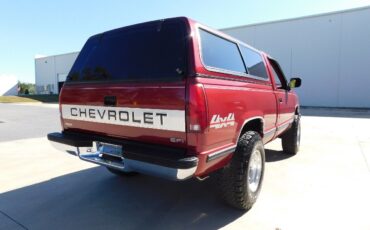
187, 20, 278, 176
200, 77, 276, 148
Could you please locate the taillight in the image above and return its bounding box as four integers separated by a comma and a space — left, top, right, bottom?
187, 83, 208, 133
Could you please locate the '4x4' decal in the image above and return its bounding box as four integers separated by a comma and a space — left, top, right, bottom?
210, 113, 235, 129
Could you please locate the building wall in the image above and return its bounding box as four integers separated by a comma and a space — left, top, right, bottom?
34, 7, 370, 107
222, 6, 370, 108
35, 52, 78, 94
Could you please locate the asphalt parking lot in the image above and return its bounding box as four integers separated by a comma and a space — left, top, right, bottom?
0, 103, 60, 142
0, 104, 369, 230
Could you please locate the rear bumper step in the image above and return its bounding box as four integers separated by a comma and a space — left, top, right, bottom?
47, 132, 198, 180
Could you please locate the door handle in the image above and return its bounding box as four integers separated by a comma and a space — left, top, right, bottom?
278, 98, 283, 103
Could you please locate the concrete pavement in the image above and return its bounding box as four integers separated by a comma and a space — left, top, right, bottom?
0, 104, 369, 230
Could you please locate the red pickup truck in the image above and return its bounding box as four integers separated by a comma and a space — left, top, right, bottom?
48, 17, 301, 210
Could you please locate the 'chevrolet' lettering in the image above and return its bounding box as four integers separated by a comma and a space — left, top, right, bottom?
68, 107, 167, 125
62, 104, 185, 132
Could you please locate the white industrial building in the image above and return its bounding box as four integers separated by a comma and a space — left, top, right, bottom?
35, 6, 370, 108
35, 52, 78, 94
222, 6, 370, 108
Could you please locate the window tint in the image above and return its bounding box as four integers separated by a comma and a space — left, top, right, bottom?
270, 64, 282, 88
67, 20, 187, 82
268, 58, 287, 89
199, 29, 246, 73
240, 46, 268, 79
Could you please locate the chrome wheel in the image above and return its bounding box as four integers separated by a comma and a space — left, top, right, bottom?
247, 149, 262, 193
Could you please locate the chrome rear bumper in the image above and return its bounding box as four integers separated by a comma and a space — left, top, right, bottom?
48, 132, 198, 181
76, 147, 197, 180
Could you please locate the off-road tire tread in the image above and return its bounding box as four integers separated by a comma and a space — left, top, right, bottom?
282, 115, 300, 155
218, 131, 264, 210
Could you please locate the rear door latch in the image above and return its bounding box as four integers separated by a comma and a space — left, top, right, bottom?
104, 96, 117, 107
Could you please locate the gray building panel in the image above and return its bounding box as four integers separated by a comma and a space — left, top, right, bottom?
34, 7, 370, 107
222, 6, 370, 108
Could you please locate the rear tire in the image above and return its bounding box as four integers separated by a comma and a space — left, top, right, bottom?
218, 131, 265, 210
106, 167, 138, 177
281, 114, 301, 155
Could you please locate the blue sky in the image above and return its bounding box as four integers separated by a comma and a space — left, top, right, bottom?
1, 0, 370, 83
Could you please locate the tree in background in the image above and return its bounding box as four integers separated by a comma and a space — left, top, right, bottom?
18, 82, 36, 95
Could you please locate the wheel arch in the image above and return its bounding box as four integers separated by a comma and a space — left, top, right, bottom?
237, 117, 264, 141
295, 105, 300, 115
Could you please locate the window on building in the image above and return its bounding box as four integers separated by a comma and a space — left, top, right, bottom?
199, 29, 246, 73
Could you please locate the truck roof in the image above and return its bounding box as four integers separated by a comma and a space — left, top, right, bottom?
88, 17, 265, 57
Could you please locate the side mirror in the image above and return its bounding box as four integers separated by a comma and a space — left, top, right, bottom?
288, 78, 301, 89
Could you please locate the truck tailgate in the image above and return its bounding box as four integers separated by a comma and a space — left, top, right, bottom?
60, 82, 186, 147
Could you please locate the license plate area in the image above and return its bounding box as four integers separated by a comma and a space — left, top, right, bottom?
96, 142, 123, 157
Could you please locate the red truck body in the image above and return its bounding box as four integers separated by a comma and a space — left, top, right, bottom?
48, 17, 301, 210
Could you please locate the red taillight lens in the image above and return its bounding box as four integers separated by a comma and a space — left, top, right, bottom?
187, 83, 208, 133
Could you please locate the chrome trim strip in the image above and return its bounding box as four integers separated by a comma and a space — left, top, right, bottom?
277, 122, 291, 132
263, 127, 276, 136
207, 145, 237, 162
262, 127, 277, 144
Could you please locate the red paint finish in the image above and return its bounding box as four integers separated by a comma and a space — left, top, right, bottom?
60, 82, 187, 147
59, 17, 300, 177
